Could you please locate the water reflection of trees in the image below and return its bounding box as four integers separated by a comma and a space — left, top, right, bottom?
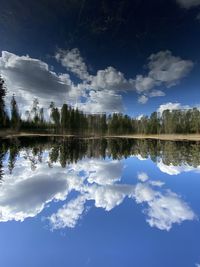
1, 137, 200, 177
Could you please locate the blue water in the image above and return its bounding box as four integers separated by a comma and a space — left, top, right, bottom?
0, 140, 200, 267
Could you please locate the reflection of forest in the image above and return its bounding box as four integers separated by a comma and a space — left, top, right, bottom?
1, 137, 200, 178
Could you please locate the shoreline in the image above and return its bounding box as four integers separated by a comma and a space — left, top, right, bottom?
1, 131, 200, 141
104, 134, 200, 141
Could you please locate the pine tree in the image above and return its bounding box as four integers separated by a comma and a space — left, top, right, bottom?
61, 104, 69, 132
10, 95, 20, 130
0, 76, 7, 128
50, 102, 60, 130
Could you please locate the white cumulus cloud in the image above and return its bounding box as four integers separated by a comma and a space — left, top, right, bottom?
0, 155, 69, 222
0, 151, 196, 231
134, 183, 196, 231
77, 89, 124, 113
137, 172, 149, 182
148, 50, 193, 87
0, 51, 72, 112
157, 102, 193, 114
0, 48, 194, 111
90, 66, 135, 92
157, 160, 200, 175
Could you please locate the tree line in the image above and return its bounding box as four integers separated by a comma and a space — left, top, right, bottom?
1, 75, 200, 135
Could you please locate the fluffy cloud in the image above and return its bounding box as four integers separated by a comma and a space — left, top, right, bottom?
55, 49, 135, 92
0, 51, 72, 112
49, 195, 87, 229
55, 48, 91, 81
0, 174, 68, 222
71, 159, 123, 185
77, 89, 124, 113
145, 190, 195, 231
0, 49, 194, 112
135, 75, 156, 93
148, 50, 193, 86
50, 158, 196, 231
49, 159, 135, 229
176, 0, 200, 8
91, 66, 134, 91
55, 48, 193, 107
157, 160, 200, 175
0, 50, 125, 114
136, 50, 193, 104
138, 95, 148, 104
0, 155, 69, 222
137, 172, 149, 182
134, 183, 196, 231
157, 102, 191, 114
86, 184, 135, 211
0, 150, 196, 231
134, 183, 156, 203
49, 183, 135, 229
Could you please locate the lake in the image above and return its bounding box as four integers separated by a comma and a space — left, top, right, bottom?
0, 137, 200, 267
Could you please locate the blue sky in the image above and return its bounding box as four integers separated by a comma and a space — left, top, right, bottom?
0, 0, 200, 117
0, 150, 200, 267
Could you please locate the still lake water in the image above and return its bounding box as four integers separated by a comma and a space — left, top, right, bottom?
0, 137, 200, 267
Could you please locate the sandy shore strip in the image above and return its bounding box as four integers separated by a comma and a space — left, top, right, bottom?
104, 134, 200, 141
1, 131, 200, 141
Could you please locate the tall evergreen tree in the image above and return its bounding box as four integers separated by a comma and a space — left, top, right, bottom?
61, 104, 69, 132
0, 76, 8, 128
50, 102, 60, 130
10, 95, 20, 130
31, 98, 40, 125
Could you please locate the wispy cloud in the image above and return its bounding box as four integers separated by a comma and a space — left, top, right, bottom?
49, 195, 87, 229
176, 0, 200, 9
136, 50, 193, 104
157, 160, 200, 175
138, 95, 148, 104
55, 48, 91, 81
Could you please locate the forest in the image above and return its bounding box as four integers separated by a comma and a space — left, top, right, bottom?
1, 76, 200, 135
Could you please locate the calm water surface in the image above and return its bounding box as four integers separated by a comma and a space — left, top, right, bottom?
0, 137, 200, 267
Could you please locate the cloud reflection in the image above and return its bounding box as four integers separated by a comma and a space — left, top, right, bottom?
0, 151, 196, 231
157, 160, 200, 175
